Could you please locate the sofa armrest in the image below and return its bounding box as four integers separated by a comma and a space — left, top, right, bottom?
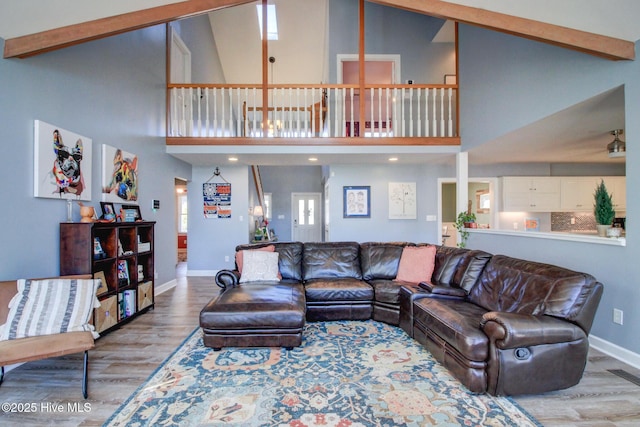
418, 281, 467, 298
481, 311, 586, 349
215, 270, 240, 289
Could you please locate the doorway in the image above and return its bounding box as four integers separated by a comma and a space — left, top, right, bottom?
438, 178, 498, 247
338, 54, 400, 136
175, 178, 188, 264
292, 192, 322, 242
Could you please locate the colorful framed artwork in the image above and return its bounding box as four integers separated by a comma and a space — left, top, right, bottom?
343, 186, 370, 218
33, 120, 92, 201
102, 144, 138, 204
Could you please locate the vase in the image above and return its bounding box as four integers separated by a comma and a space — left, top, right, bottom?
596, 224, 610, 237
80, 206, 95, 223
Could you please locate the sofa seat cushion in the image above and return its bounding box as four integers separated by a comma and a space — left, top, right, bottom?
200, 283, 306, 331
304, 278, 373, 302
370, 279, 403, 304
413, 298, 490, 362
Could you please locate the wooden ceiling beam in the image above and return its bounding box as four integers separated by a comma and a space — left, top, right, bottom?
372, 0, 634, 61
3, 0, 253, 58
4, 0, 634, 60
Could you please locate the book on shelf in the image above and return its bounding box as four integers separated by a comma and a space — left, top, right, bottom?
138, 242, 151, 252
118, 290, 137, 320
117, 259, 130, 286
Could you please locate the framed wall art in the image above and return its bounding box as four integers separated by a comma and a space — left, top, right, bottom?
343, 186, 370, 218
102, 144, 138, 204
34, 120, 92, 201
389, 182, 417, 219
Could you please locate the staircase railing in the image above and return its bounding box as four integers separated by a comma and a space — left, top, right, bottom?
167, 83, 457, 139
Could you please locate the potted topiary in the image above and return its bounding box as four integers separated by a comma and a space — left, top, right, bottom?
454, 211, 477, 248
593, 179, 615, 237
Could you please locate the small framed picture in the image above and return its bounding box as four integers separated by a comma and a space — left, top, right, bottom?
100, 202, 117, 221
121, 204, 142, 222
343, 186, 371, 218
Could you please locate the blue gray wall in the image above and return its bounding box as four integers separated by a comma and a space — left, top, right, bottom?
458, 25, 640, 355
326, 163, 451, 242
0, 27, 192, 285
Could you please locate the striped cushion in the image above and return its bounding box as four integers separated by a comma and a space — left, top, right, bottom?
0, 279, 101, 341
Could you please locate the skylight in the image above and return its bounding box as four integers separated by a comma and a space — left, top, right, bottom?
256, 4, 278, 40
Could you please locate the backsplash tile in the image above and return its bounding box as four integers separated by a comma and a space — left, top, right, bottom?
551, 212, 596, 232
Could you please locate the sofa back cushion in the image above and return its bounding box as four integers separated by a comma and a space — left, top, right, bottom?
303, 242, 362, 280
236, 242, 303, 281
432, 246, 492, 292
468, 255, 601, 330
360, 242, 407, 281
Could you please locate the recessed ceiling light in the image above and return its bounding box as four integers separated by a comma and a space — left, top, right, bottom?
228, 157, 238, 162
308, 157, 318, 162
388, 157, 398, 162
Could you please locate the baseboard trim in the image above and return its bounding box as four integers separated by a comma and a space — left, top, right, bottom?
590, 334, 640, 370
155, 279, 177, 295
186, 269, 219, 277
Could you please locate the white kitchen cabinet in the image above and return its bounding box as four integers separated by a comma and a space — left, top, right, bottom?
603, 176, 626, 211
560, 177, 602, 211
501, 177, 561, 212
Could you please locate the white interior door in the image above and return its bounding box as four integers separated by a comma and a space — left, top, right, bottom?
292, 193, 321, 242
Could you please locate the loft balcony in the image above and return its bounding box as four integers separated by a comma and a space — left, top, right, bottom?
166, 83, 460, 149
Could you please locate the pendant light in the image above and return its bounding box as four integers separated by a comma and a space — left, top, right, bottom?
607, 129, 626, 158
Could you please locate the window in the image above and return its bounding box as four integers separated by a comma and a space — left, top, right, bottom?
264, 193, 272, 220
178, 193, 188, 233
256, 4, 278, 40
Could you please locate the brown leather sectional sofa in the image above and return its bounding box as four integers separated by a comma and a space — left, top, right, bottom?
200, 241, 603, 396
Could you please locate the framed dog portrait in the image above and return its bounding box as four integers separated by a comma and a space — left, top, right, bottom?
101, 144, 138, 204
33, 120, 92, 201
343, 186, 371, 218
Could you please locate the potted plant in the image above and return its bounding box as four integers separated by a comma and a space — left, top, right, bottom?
454, 211, 477, 248
593, 179, 615, 237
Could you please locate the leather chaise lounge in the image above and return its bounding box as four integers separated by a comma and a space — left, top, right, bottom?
199, 240, 603, 396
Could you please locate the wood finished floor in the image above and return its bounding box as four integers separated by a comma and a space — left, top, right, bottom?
1, 268, 639, 426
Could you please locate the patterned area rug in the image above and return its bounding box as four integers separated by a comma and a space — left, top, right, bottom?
105, 321, 540, 426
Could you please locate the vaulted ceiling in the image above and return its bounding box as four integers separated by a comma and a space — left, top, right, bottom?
1, 1, 637, 166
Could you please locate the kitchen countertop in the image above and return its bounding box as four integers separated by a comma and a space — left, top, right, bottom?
466, 228, 626, 246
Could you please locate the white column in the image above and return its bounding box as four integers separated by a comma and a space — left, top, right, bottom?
456, 152, 469, 245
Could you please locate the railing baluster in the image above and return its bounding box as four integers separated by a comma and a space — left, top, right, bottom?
385, 88, 389, 137
439, 88, 445, 137
424, 88, 429, 137
431, 88, 437, 137
409, 87, 414, 137
416, 88, 421, 137
448, 87, 453, 137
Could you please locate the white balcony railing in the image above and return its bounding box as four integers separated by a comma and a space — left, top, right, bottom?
168, 84, 457, 139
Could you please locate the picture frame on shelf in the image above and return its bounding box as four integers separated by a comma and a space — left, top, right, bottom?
343, 186, 371, 218
94, 270, 109, 296
121, 204, 142, 222
100, 202, 117, 221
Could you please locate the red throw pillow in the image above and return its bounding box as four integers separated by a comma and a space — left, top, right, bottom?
236, 245, 276, 273
394, 245, 436, 284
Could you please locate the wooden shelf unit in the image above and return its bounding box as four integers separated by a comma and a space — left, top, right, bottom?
60, 221, 155, 335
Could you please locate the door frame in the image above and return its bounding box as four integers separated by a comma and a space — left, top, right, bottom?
437, 177, 499, 246
336, 54, 401, 84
